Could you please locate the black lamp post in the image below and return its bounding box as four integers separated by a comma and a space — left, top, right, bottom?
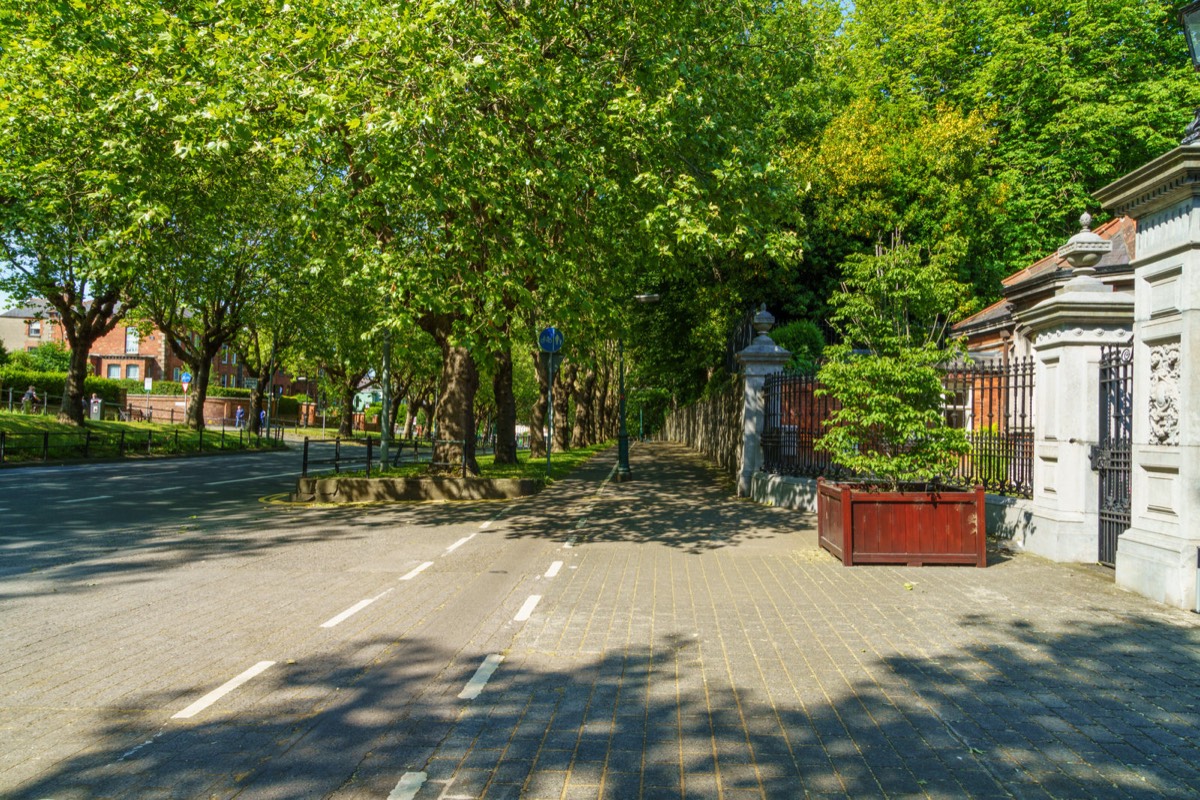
1181, 1, 1200, 143
616, 293, 660, 481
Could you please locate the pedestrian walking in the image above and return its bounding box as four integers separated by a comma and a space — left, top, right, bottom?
235, 406, 245, 429
259, 409, 267, 432
21, 385, 38, 414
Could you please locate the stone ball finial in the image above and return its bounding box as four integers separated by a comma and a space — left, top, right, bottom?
1056, 210, 1111, 273
752, 304, 775, 335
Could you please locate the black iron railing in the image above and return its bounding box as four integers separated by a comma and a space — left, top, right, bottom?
761, 357, 1036, 497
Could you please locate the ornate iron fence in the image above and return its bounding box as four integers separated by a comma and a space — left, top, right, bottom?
761, 357, 1035, 497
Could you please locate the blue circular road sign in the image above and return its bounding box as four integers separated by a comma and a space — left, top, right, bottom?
181, 372, 193, 384
538, 327, 564, 353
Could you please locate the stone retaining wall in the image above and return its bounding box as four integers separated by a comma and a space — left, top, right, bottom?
658, 379, 742, 477
293, 476, 541, 503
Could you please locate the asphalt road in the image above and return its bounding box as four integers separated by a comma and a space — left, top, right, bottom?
0, 444, 621, 799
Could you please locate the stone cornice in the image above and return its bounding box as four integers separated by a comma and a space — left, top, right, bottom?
1013, 291, 1133, 344
1094, 145, 1200, 219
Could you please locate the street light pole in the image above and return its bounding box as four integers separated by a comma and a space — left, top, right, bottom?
615, 293, 660, 481
616, 337, 631, 481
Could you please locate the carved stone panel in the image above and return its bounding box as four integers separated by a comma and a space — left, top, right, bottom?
1148, 342, 1181, 447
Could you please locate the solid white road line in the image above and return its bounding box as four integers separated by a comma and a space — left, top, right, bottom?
144, 486, 185, 494
205, 472, 297, 486
388, 771, 428, 800
458, 654, 504, 700
320, 589, 393, 628
514, 595, 541, 622
172, 661, 275, 719
479, 520, 493, 530
60, 495, 113, 504
544, 561, 563, 578
445, 533, 476, 554
400, 561, 434, 581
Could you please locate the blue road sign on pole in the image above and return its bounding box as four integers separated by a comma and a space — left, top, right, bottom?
538, 327, 564, 353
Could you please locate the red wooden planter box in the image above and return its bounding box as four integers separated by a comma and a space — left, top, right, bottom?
817, 479, 987, 567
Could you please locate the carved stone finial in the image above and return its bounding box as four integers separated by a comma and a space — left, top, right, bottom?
1057, 210, 1111, 277
752, 304, 775, 336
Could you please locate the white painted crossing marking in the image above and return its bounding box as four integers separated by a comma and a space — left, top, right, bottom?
445, 533, 476, 554
514, 595, 541, 622
388, 771, 428, 800
205, 471, 297, 486
61, 495, 113, 504
320, 589, 393, 628
400, 561, 434, 581
458, 654, 504, 700
172, 661, 275, 719
544, 561, 563, 578
479, 520, 493, 530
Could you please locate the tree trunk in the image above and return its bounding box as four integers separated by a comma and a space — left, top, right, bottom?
187, 353, 218, 430
571, 365, 594, 447
339, 381, 357, 437
554, 362, 571, 452
530, 349, 548, 459
60, 341, 93, 426
433, 343, 480, 474
492, 343, 518, 465
419, 314, 480, 475
249, 356, 273, 434
596, 357, 612, 439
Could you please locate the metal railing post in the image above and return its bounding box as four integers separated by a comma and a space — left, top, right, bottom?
366, 436, 374, 476
83, 430, 91, 458
302, 437, 310, 478
43, 432, 49, 461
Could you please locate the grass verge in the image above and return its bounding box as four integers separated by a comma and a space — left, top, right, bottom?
324, 441, 613, 484
0, 411, 285, 463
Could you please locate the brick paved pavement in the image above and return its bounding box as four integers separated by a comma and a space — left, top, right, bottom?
4, 442, 1200, 799
346, 444, 1200, 800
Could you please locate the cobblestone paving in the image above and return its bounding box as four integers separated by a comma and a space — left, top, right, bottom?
357, 444, 1200, 800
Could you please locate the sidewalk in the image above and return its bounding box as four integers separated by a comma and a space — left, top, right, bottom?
354, 442, 1200, 799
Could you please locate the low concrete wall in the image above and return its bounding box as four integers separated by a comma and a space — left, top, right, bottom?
750, 472, 818, 512
750, 472, 1036, 546
984, 493, 1037, 549
293, 476, 541, 503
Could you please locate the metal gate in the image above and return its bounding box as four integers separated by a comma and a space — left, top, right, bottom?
1091, 345, 1133, 567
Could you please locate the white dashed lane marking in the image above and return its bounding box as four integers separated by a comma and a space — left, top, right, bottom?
458, 654, 504, 700
400, 562, 434, 581
61, 495, 112, 504
544, 561, 563, 578
514, 595, 541, 622
320, 589, 394, 628
445, 534, 475, 554
172, 661, 275, 720
388, 771, 427, 799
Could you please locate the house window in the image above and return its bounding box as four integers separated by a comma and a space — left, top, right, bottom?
173, 367, 181, 381
126, 364, 140, 380
107, 364, 120, 379
221, 346, 229, 364
27, 320, 41, 338
231, 352, 237, 365
125, 328, 140, 354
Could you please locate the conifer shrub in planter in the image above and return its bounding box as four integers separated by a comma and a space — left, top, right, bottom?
815, 237, 985, 566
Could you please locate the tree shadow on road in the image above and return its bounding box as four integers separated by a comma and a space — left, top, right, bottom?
10, 605, 1200, 799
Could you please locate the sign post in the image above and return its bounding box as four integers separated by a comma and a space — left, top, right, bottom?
144, 377, 153, 418
538, 327, 564, 473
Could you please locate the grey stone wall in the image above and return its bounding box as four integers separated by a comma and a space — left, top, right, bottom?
658, 378, 742, 477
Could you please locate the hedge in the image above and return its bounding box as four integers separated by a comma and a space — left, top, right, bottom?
0, 368, 127, 406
